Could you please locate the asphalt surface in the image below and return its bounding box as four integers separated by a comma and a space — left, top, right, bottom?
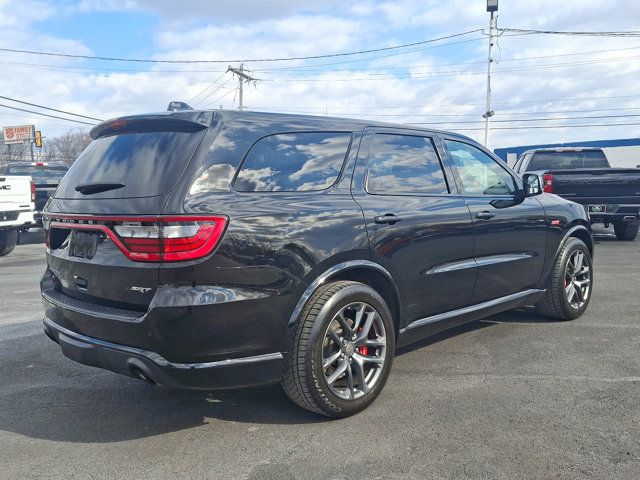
0, 228, 638, 480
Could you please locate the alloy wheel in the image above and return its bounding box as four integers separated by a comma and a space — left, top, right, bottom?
564, 250, 591, 310
321, 302, 388, 400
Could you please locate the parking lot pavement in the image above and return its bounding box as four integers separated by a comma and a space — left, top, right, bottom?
0, 228, 638, 480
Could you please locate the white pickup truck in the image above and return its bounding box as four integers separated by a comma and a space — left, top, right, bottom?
0, 175, 36, 256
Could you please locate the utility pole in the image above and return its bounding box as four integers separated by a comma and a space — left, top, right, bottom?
227, 64, 260, 111
483, 0, 499, 148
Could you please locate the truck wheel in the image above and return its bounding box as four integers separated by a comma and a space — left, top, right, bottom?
535, 237, 592, 321
282, 281, 395, 418
613, 221, 639, 241
0, 230, 18, 256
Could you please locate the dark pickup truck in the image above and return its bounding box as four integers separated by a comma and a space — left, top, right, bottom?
513, 148, 640, 240
0, 162, 69, 225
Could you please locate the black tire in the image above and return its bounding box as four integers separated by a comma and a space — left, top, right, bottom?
281, 280, 395, 418
0, 229, 18, 256
535, 237, 593, 321
613, 221, 639, 241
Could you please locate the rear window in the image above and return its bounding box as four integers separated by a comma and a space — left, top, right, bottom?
55, 130, 205, 199
5, 164, 68, 183
528, 151, 609, 171
234, 132, 352, 192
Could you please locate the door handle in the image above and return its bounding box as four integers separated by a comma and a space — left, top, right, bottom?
475, 211, 496, 220
374, 214, 402, 225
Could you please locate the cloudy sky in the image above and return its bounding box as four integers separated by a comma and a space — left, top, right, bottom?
0, 0, 639, 149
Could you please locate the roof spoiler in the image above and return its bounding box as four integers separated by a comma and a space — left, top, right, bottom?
90, 112, 212, 139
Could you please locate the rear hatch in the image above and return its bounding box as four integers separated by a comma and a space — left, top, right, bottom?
44, 112, 213, 310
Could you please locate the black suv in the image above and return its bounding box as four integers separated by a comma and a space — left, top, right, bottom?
41, 110, 594, 417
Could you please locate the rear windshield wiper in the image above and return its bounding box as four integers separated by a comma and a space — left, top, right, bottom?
75, 182, 125, 195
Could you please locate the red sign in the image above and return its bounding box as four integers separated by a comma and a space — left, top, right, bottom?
3, 125, 35, 144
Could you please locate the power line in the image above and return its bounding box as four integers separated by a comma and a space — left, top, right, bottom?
407, 113, 640, 125
189, 71, 229, 103
0, 104, 96, 125
202, 88, 236, 109
263, 106, 640, 118
450, 122, 640, 131
254, 45, 640, 73
193, 76, 233, 107
0, 30, 483, 64
0, 95, 102, 121
257, 54, 640, 81
499, 27, 640, 37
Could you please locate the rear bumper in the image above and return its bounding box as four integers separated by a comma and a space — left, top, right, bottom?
0, 209, 36, 229
573, 203, 640, 224
43, 317, 286, 390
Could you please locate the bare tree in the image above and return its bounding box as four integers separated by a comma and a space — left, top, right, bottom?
49, 129, 92, 165
1, 129, 91, 166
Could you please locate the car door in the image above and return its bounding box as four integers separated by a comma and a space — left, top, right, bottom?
442, 138, 547, 304
352, 129, 476, 327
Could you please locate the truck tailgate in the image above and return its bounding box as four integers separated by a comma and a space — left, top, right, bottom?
0, 175, 32, 210
550, 168, 640, 201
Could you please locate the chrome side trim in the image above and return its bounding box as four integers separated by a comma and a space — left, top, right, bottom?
426, 253, 533, 275
43, 317, 283, 369
425, 258, 476, 275
287, 260, 394, 326
476, 252, 534, 267
400, 288, 544, 333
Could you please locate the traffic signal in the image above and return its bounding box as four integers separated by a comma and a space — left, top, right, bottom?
35, 130, 43, 148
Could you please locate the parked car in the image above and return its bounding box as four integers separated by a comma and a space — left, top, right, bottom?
0, 175, 36, 256
0, 162, 69, 225
41, 110, 594, 417
513, 147, 640, 240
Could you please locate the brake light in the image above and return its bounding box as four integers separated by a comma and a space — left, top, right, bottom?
542, 173, 554, 193
35, 162, 45, 166
45, 215, 228, 262
30, 181, 36, 202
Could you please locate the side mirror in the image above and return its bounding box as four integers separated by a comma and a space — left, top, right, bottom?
522, 173, 542, 197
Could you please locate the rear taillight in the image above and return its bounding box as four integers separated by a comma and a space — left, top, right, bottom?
542, 173, 554, 193
30, 181, 36, 202
45, 215, 228, 262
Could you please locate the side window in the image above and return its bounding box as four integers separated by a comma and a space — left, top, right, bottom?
234, 132, 352, 192
445, 140, 516, 195
366, 133, 449, 195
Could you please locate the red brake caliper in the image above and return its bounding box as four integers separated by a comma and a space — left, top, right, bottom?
357, 327, 368, 356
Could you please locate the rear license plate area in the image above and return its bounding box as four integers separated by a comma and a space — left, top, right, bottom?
69, 231, 98, 259
587, 204, 606, 214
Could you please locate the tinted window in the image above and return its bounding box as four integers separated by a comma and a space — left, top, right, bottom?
234, 132, 351, 192
528, 151, 609, 171
445, 140, 516, 195
55, 131, 205, 199
5, 164, 68, 183
366, 134, 448, 195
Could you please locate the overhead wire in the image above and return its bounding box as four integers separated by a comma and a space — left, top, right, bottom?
0, 30, 483, 64
0, 104, 97, 125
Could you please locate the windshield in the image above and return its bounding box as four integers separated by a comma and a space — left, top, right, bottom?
528, 151, 609, 171
55, 130, 206, 199
6, 164, 68, 183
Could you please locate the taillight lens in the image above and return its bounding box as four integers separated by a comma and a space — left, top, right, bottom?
542, 173, 554, 193
45, 215, 228, 262
30, 181, 36, 202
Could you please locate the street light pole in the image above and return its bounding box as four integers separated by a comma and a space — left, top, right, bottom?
484, 0, 498, 148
